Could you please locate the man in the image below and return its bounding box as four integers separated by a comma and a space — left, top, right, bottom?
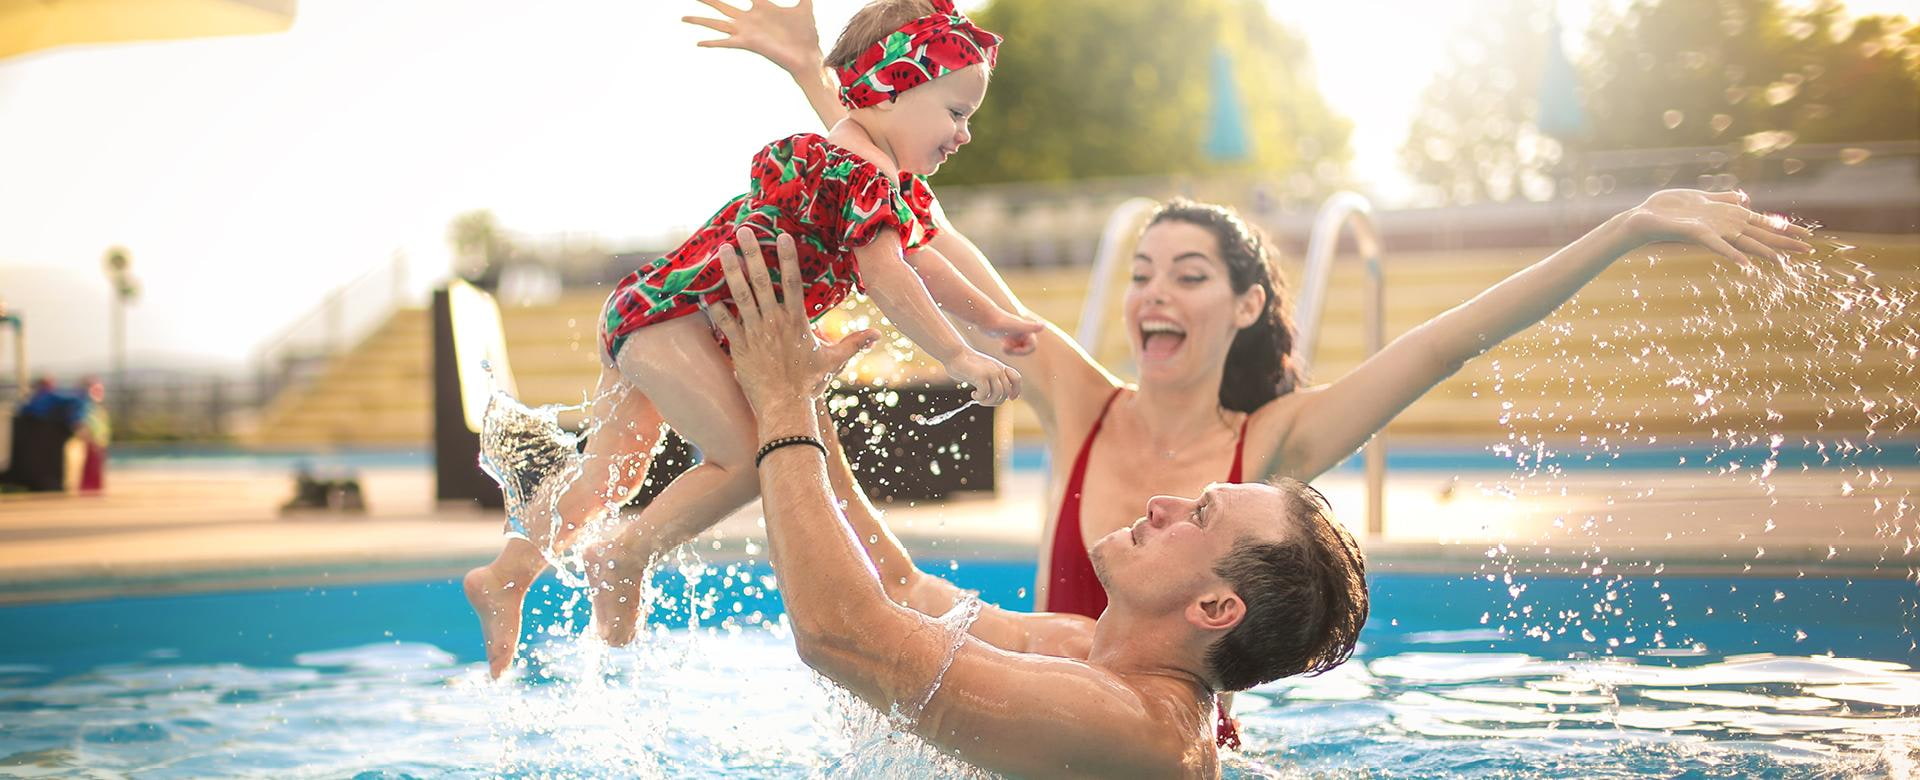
705, 228, 1369, 778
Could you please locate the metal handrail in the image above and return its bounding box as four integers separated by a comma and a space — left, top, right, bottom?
1077, 191, 1391, 538
1, 311, 23, 401
1074, 197, 1163, 349
1294, 191, 1388, 537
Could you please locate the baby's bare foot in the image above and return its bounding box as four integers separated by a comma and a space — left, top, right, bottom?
462, 564, 527, 679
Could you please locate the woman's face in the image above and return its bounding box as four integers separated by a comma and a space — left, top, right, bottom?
1123, 221, 1264, 385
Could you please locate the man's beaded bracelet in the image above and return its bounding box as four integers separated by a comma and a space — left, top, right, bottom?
755, 435, 827, 468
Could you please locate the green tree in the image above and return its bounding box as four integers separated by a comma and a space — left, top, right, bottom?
1400, 0, 1561, 204
448, 209, 517, 279
935, 0, 1351, 186
1404, 0, 1920, 203
1586, 0, 1920, 149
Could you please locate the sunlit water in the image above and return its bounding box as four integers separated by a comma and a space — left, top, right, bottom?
2, 568, 1914, 778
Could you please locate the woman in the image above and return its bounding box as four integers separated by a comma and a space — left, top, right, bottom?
680, 0, 1812, 743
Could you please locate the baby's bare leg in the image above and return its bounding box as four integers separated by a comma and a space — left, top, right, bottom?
554, 378, 666, 546
586, 313, 761, 646
465, 367, 663, 678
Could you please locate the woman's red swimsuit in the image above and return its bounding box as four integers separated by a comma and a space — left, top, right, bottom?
600, 133, 938, 361
1044, 388, 1250, 749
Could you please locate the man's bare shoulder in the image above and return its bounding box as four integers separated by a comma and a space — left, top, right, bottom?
916, 638, 1217, 778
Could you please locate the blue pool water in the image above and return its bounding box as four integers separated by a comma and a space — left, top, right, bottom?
2, 563, 1916, 778
106, 439, 1920, 475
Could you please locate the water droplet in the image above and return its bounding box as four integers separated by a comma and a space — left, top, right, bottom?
1763, 80, 1800, 105
1742, 130, 1796, 155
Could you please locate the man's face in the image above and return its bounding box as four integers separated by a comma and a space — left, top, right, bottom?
1089, 482, 1291, 616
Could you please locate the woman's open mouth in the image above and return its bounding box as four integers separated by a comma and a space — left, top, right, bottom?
1139, 320, 1187, 361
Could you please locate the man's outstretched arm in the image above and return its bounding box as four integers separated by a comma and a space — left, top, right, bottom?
816, 412, 1093, 658
707, 229, 1199, 778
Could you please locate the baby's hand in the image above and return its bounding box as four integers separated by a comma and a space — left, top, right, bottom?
947, 351, 1022, 406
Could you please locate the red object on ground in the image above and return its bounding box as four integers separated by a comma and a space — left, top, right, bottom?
79, 441, 105, 493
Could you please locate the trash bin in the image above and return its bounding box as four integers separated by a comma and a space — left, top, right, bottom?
1, 413, 75, 492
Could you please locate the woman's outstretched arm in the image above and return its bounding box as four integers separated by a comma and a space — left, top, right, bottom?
1260, 188, 1815, 482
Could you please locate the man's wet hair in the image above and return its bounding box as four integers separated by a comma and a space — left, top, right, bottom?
1205, 478, 1369, 691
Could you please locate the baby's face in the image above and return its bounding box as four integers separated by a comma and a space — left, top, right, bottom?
884, 64, 988, 175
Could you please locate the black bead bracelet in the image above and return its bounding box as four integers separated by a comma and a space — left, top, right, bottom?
755, 435, 827, 468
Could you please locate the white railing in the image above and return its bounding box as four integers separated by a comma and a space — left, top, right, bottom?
253, 253, 411, 404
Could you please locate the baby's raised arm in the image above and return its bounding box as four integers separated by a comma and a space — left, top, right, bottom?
854, 235, 1023, 405
904, 245, 1040, 355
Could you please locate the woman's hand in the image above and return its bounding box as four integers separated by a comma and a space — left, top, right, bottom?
1611, 189, 1814, 265
684, 0, 824, 77
945, 351, 1022, 406
706, 227, 878, 415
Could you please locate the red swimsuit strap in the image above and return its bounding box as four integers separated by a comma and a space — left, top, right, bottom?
1227, 413, 1250, 483
1044, 389, 1125, 616
1062, 388, 1126, 497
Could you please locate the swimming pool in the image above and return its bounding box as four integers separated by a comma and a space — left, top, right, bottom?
2, 560, 1914, 778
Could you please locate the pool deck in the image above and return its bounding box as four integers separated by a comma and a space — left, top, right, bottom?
1, 459, 1915, 604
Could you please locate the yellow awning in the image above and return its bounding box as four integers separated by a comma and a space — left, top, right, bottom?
0, 0, 296, 60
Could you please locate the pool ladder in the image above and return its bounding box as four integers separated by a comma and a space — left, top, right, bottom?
1077, 193, 1389, 537
0, 307, 22, 400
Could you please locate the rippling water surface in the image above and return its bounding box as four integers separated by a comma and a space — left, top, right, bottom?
1, 570, 1914, 778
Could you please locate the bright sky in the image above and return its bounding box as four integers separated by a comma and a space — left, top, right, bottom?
0, 0, 1909, 373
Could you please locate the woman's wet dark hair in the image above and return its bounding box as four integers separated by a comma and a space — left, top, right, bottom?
1144, 200, 1304, 413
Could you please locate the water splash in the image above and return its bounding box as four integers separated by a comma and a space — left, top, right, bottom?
909, 400, 978, 426
477, 389, 589, 580
888, 594, 983, 731
1466, 231, 1920, 657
